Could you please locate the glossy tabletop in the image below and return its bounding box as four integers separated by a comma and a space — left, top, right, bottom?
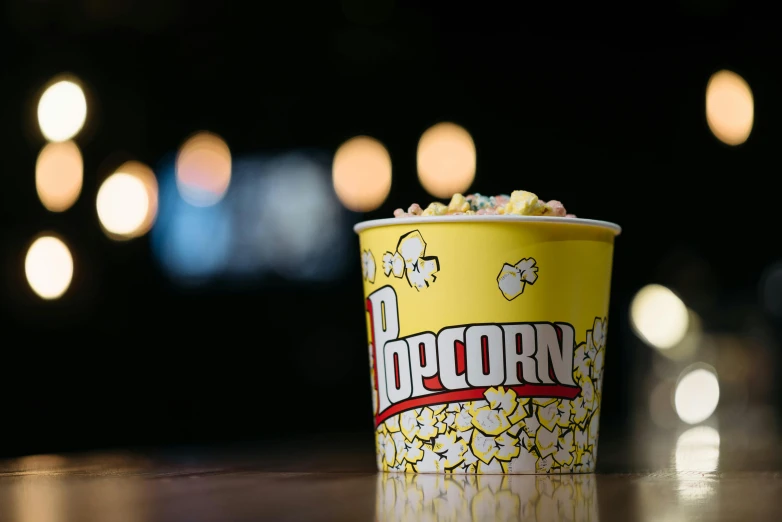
1, 427, 780, 522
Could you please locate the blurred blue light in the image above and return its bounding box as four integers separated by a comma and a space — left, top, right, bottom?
252, 153, 347, 282
150, 150, 355, 287
151, 158, 232, 283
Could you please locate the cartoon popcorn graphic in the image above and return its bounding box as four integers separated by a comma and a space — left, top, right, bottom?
361, 250, 376, 283
382, 230, 440, 290
373, 317, 608, 474
497, 257, 538, 300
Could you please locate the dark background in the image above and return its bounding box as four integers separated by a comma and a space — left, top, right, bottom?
1, 0, 781, 458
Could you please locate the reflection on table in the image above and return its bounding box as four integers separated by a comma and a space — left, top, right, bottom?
2, 423, 782, 522
376, 472, 598, 522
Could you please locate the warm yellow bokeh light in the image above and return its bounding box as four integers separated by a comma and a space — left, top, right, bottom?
176, 131, 232, 207
630, 284, 689, 349
706, 70, 754, 146
37, 79, 88, 142
96, 173, 150, 238
675, 426, 720, 472
114, 161, 159, 238
417, 122, 476, 198
332, 136, 392, 212
675, 367, 720, 425
35, 141, 83, 212
25, 235, 74, 300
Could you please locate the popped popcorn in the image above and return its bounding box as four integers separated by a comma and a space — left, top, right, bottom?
393, 190, 576, 218
375, 316, 608, 474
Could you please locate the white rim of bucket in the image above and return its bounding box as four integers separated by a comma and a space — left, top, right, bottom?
354, 215, 622, 236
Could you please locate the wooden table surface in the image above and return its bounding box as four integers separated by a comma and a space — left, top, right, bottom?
1, 428, 780, 522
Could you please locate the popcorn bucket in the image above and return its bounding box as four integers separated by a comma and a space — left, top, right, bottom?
355, 215, 621, 474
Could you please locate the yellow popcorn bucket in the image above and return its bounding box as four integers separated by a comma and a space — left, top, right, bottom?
355, 215, 621, 474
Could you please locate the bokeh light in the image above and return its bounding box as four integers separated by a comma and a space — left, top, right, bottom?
417, 122, 476, 198
24, 235, 74, 300
114, 161, 159, 238
37, 79, 88, 142
11, 459, 67, 522
630, 284, 690, 349
152, 152, 351, 285
675, 426, 720, 472
258, 154, 344, 279
675, 366, 720, 425
332, 135, 392, 212
656, 309, 703, 361
706, 69, 754, 146
96, 173, 150, 238
35, 141, 83, 212
175, 131, 232, 207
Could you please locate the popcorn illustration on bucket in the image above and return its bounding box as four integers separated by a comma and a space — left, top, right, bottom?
356, 207, 620, 474
382, 230, 440, 290
497, 257, 538, 301
362, 250, 376, 283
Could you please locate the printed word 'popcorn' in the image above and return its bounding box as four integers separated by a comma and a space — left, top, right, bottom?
373, 315, 608, 474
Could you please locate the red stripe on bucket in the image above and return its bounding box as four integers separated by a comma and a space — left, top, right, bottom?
374, 384, 581, 427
